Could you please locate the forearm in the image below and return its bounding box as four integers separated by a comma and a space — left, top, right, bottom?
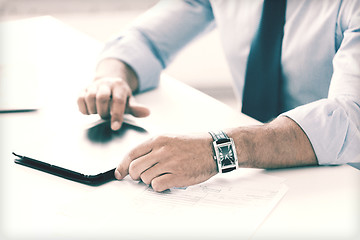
227, 116, 318, 169
95, 58, 139, 92
114, 115, 318, 191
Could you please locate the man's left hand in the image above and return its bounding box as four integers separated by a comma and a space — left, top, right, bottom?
114, 133, 218, 192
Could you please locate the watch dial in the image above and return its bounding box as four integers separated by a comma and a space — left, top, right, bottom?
219, 145, 235, 166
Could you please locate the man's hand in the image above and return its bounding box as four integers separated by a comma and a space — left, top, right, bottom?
77, 59, 150, 131
114, 133, 218, 192
113, 116, 318, 192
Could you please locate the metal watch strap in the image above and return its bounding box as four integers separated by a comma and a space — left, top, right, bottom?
209, 130, 229, 142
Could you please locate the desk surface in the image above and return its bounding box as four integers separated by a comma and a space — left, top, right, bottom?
1, 16, 359, 240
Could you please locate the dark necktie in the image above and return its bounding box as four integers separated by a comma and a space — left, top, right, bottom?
242, 0, 287, 122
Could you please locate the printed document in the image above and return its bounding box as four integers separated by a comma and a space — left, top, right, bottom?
58, 169, 288, 239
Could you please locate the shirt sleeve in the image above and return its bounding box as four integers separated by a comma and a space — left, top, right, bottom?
282, 0, 360, 165
99, 0, 215, 92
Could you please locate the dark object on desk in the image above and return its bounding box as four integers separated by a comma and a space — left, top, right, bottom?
13, 152, 116, 186
87, 119, 147, 143
348, 162, 360, 170
13, 118, 150, 186
0, 109, 38, 114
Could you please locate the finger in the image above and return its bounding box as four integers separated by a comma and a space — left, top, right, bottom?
114, 139, 153, 180
110, 84, 129, 131
139, 162, 166, 185
96, 84, 111, 119
77, 89, 89, 115
151, 174, 177, 192
129, 154, 160, 182
84, 85, 98, 114
126, 97, 150, 118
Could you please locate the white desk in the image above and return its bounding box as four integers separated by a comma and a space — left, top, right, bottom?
1, 16, 359, 240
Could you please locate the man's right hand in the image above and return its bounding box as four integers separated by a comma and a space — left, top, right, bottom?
77, 59, 150, 131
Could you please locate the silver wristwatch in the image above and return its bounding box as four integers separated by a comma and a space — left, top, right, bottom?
209, 131, 238, 173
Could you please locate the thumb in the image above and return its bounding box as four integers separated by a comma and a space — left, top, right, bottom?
114, 155, 132, 180
114, 137, 152, 181
126, 96, 150, 118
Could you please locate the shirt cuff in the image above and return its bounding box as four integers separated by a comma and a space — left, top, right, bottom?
281, 98, 360, 165
98, 29, 163, 93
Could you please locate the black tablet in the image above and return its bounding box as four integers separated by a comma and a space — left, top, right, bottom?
13, 119, 150, 186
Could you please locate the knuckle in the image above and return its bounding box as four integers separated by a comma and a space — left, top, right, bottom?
150, 135, 177, 156
157, 146, 168, 158
112, 95, 126, 105
113, 78, 129, 88
110, 79, 131, 94
112, 77, 125, 84
96, 77, 119, 84
152, 135, 171, 146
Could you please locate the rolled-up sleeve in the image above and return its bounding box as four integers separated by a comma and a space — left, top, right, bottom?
283, 97, 360, 165
282, 0, 360, 165
99, 0, 215, 92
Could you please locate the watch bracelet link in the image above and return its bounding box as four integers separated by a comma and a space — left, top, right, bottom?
209, 130, 229, 142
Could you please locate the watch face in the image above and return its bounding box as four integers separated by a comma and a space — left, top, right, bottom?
218, 144, 235, 167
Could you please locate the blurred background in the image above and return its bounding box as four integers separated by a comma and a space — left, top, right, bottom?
1, 0, 237, 109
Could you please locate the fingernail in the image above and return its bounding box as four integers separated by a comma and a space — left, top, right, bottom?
114, 169, 122, 180
111, 121, 121, 131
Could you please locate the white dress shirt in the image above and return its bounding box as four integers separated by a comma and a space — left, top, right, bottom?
100, 0, 360, 165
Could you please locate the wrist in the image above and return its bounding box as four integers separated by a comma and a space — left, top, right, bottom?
95, 58, 139, 92
209, 130, 239, 173
224, 128, 255, 168
226, 116, 318, 169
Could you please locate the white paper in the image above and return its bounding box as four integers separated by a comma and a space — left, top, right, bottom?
57, 169, 288, 239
